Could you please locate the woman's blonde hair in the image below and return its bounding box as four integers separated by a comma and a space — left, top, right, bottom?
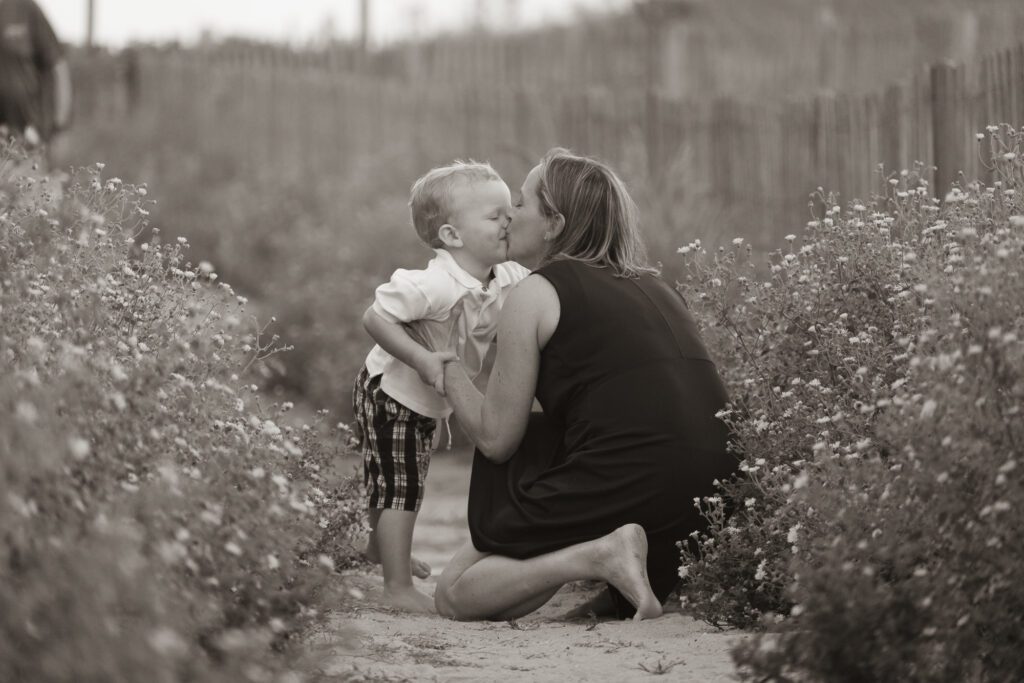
535, 147, 657, 278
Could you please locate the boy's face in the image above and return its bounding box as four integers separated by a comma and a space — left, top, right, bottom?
448, 179, 512, 268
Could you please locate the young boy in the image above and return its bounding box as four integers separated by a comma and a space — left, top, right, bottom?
352, 161, 530, 613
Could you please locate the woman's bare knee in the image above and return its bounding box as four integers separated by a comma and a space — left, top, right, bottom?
433, 566, 470, 619
435, 575, 479, 620
433, 581, 458, 619
434, 542, 489, 620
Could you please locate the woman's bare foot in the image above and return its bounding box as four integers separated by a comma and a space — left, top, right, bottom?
596, 524, 662, 621
382, 584, 436, 614
364, 539, 432, 579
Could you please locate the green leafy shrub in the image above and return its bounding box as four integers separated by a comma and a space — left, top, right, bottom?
0, 141, 366, 682
678, 124, 1023, 681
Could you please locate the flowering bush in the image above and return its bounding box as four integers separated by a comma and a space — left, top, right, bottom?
61, 114, 439, 416
678, 124, 1024, 680
0, 141, 366, 682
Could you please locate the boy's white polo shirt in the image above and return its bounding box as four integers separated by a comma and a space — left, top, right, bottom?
364, 249, 531, 419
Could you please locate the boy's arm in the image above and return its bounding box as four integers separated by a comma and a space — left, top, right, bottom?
362, 306, 452, 394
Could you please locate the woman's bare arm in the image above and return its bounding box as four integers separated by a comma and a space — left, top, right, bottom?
443, 275, 559, 462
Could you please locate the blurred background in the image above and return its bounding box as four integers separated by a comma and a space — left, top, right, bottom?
35, 0, 1024, 415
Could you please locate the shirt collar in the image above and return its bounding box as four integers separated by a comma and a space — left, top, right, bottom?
431, 248, 493, 290
492, 262, 519, 289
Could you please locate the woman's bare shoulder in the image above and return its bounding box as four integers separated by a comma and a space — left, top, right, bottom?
502, 274, 560, 347
505, 274, 559, 310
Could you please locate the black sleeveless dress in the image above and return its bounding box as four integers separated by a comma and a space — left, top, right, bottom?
467, 259, 739, 618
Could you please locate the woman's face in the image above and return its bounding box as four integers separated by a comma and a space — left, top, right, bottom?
507, 163, 553, 266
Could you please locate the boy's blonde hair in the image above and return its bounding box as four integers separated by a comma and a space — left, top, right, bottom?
410, 161, 502, 248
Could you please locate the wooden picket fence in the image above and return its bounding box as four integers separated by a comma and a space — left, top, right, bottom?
70, 41, 1024, 248
137, 1, 1024, 103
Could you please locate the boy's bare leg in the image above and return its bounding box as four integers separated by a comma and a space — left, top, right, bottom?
374, 509, 435, 613
364, 508, 432, 579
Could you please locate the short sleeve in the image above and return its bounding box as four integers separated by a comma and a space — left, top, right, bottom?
372, 268, 442, 324
496, 261, 532, 287
28, 0, 63, 69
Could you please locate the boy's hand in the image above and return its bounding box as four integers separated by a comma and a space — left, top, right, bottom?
415, 350, 459, 395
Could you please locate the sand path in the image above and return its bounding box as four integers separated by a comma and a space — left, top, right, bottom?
301, 452, 747, 682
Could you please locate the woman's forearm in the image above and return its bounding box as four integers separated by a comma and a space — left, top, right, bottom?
442, 278, 548, 462
444, 361, 515, 462
443, 360, 484, 439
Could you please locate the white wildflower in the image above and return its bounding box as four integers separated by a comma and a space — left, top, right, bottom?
68, 437, 91, 461
15, 401, 39, 424
919, 399, 937, 420
148, 627, 188, 657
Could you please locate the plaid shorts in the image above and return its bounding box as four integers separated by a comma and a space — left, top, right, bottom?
352, 366, 437, 512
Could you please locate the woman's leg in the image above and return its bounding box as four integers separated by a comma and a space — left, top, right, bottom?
434, 524, 662, 622
434, 543, 561, 621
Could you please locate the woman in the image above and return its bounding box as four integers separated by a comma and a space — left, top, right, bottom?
433, 148, 738, 621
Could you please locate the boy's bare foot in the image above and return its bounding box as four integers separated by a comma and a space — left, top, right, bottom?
382, 585, 436, 614
596, 524, 662, 621
363, 540, 432, 579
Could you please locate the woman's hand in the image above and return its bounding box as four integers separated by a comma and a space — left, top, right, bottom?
414, 350, 459, 395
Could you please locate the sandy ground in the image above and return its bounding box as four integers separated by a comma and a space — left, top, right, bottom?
300, 451, 747, 682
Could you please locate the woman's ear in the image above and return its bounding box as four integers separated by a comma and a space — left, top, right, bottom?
545, 214, 565, 242
438, 223, 462, 248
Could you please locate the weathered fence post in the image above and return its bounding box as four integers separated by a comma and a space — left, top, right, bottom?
931, 61, 962, 198
880, 84, 902, 181
644, 89, 660, 179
